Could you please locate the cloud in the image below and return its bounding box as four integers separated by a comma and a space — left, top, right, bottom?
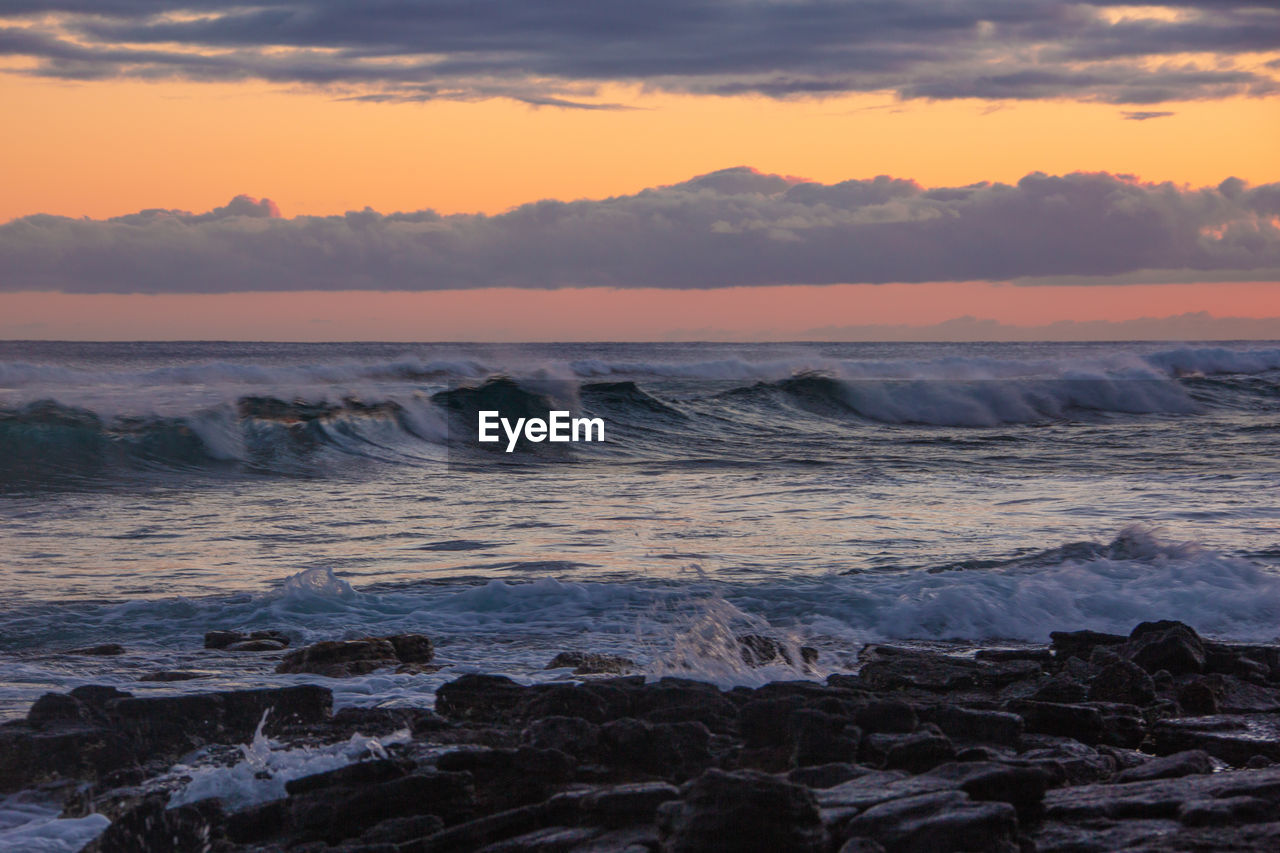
0, 1, 1276, 105
1121, 110, 1176, 120
2, 168, 1278, 293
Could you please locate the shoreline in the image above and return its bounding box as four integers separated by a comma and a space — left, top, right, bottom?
5, 619, 1280, 851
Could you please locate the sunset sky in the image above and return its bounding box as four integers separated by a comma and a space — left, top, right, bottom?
1, 1, 1277, 340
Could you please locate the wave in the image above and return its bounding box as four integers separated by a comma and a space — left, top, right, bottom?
2, 529, 1277, 663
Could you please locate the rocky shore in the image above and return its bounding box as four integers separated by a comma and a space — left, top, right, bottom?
6, 619, 1280, 851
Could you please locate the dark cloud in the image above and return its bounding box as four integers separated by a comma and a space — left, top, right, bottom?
1122, 110, 1176, 120
0, 1, 1276, 105
2, 168, 1278, 293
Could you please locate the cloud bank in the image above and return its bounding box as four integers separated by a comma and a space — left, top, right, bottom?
1, 1, 1277, 106
2, 169, 1278, 293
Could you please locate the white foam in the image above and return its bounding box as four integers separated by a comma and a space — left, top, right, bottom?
0, 794, 109, 853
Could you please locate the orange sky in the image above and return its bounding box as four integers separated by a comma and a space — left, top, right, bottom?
2, 79, 1277, 223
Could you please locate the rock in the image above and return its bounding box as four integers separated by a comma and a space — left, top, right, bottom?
436, 674, 528, 722
285, 758, 413, 795
975, 648, 1053, 664
288, 771, 476, 843
737, 634, 819, 667
1113, 749, 1214, 783
27, 693, 94, 728
1125, 620, 1206, 675
599, 718, 713, 782
1177, 795, 1272, 826
0, 723, 137, 792
1088, 660, 1156, 706
558, 781, 681, 827
67, 643, 125, 656
358, 814, 446, 845
437, 747, 575, 811
858, 647, 1038, 692
522, 716, 600, 759
856, 701, 918, 734
386, 633, 435, 664
1177, 679, 1219, 715
276, 638, 399, 677
1151, 714, 1280, 766
1050, 630, 1126, 663
882, 730, 956, 774
927, 761, 1050, 820
1031, 676, 1088, 704
790, 709, 859, 768
545, 652, 635, 675
738, 696, 805, 748
1043, 764, 1280, 822
842, 790, 1019, 853
81, 796, 219, 853
788, 763, 868, 789
1017, 735, 1115, 784
656, 768, 825, 853
1007, 699, 1103, 744
921, 706, 1023, 747
518, 684, 610, 723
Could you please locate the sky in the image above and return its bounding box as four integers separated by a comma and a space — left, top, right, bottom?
1, 1, 1278, 341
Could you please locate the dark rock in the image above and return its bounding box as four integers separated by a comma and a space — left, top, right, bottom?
1113, 749, 1213, 783
737, 634, 819, 667
1177, 795, 1272, 826
882, 730, 956, 774
359, 814, 446, 845
1050, 630, 1126, 663
67, 643, 125, 656
1043, 764, 1280, 822
27, 693, 94, 728
518, 684, 609, 723
788, 763, 867, 789
1088, 659, 1156, 706
738, 696, 805, 748
1017, 735, 1115, 784
1031, 676, 1089, 704
842, 790, 1019, 853
599, 718, 713, 782
1151, 714, 1280, 766
1007, 699, 1103, 744
838, 840, 888, 853
557, 781, 680, 827
385, 633, 435, 663
204, 630, 243, 649
633, 678, 738, 732
975, 648, 1053, 664
276, 638, 399, 677
921, 706, 1023, 747
68, 685, 132, 708
285, 758, 413, 795
437, 747, 575, 811
436, 674, 528, 722
858, 646, 1038, 692
81, 796, 219, 853
289, 771, 476, 843
522, 716, 600, 759
1125, 620, 1206, 675
545, 652, 635, 675
656, 768, 825, 853
856, 700, 918, 734
927, 760, 1050, 820
0, 723, 137, 793
790, 709, 859, 768
1177, 679, 1219, 715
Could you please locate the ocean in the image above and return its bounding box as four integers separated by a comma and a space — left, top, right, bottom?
2, 340, 1280, 720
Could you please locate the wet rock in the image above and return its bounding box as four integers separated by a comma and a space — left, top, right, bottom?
858, 646, 1038, 692
1050, 630, 1126, 663
1125, 620, 1206, 676
925, 760, 1050, 820
790, 709, 859, 768
557, 781, 681, 827
1151, 714, 1280, 766
1177, 679, 1220, 715
633, 679, 737, 732
1043, 764, 1280, 822
26, 693, 95, 728
921, 706, 1023, 747
358, 814, 446, 845
737, 634, 819, 667
285, 758, 414, 795
788, 763, 868, 789
288, 771, 476, 843
1031, 676, 1088, 704
842, 790, 1019, 853
518, 684, 610, 723
67, 643, 125, 656
108, 685, 332, 752
975, 648, 1053, 664
1007, 699, 1103, 744
738, 696, 805, 748
436, 674, 528, 723
856, 701, 918, 734
1113, 749, 1213, 783
882, 730, 957, 774
81, 796, 220, 853
437, 747, 575, 811
1177, 795, 1272, 826
656, 768, 825, 853
1088, 660, 1156, 706
522, 716, 601, 760
0, 723, 137, 792
276, 638, 400, 677
545, 652, 635, 675
386, 633, 435, 664
1017, 735, 1115, 784
598, 718, 713, 782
